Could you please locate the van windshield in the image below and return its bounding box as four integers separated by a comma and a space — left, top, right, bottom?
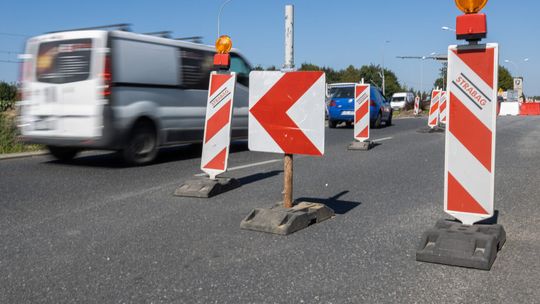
329, 87, 354, 98
392, 97, 405, 102
36, 38, 93, 84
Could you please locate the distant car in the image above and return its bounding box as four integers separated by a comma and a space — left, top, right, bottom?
326, 83, 392, 128
390, 92, 415, 110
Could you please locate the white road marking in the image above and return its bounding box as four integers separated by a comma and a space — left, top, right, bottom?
372, 136, 393, 142
194, 137, 392, 177
194, 159, 282, 176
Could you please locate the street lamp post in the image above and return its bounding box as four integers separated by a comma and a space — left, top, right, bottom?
441, 26, 456, 32
504, 58, 529, 77
421, 52, 437, 100
217, 0, 233, 37
382, 40, 390, 96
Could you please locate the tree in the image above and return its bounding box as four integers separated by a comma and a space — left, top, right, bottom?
357, 65, 402, 98
498, 65, 513, 91
295, 63, 403, 98
340, 65, 361, 83
298, 63, 321, 71
433, 63, 448, 90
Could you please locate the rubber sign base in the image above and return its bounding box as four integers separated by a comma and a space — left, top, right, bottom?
416, 219, 506, 270
348, 140, 375, 151
417, 126, 445, 134
240, 202, 334, 235
174, 176, 240, 198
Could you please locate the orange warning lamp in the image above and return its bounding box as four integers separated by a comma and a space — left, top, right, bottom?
455, 0, 488, 41
455, 0, 488, 14
215, 35, 232, 54
214, 35, 232, 70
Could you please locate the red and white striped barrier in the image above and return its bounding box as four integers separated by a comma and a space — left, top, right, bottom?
354, 84, 370, 142
439, 91, 447, 124
201, 72, 237, 179
519, 103, 540, 115
414, 96, 420, 115
445, 44, 498, 225
428, 90, 441, 128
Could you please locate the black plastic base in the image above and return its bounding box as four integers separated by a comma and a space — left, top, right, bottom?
174, 176, 240, 198
240, 202, 335, 235
417, 126, 445, 133
416, 219, 506, 270
348, 140, 374, 151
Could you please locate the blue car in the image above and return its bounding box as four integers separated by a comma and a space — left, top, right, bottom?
327, 83, 393, 128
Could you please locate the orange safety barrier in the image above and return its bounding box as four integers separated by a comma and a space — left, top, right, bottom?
520, 103, 540, 116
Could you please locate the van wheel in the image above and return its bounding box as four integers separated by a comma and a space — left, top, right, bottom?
328, 120, 337, 128
48, 146, 79, 161
123, 120, 158, 165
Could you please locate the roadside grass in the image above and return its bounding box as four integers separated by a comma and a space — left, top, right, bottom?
0, 110, 43, 154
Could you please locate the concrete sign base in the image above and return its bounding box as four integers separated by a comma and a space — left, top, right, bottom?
348, 140, 375, 151
240, 202, 334, 235
416, 219, 506, 270
174, 176, 240, 198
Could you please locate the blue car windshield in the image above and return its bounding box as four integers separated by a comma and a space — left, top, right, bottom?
330, 87, 354, 98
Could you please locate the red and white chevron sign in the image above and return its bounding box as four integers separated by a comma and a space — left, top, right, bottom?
249, 71, 326, 156
354, 84, 370, 142
414, 96, 420, 115
428, 90, 441, 128
445, 44, 498, 225
440, 91, 448, 124
201, 72, 237, 179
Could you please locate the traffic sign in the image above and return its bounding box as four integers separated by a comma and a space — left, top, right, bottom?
354, 84, 370, 142
249, 71, 326, 156
201, 72, 237, 179
428, 90, 441, 128
445, 43, 498, 225
440, 91, 448, 124
414, 96, 420, 115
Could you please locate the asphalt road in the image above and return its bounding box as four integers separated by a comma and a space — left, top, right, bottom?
1, 116, 539, 304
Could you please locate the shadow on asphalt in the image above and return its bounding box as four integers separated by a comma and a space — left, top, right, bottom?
477, 210, 500, 225
44, 141, 249, 169
237, 170, 282, 187
296, 190, 361, 215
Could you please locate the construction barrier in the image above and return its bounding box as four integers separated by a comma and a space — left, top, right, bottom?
519, 103, 540, 115
428, 90, 441, 128
499, 102, 520, 116
200, 72, 237, 179
439, 91, 447, 124
354, 84, 370, 142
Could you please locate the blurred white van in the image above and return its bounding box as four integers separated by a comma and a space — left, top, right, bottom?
17, 26, 252, 164
390, 92, 415, 110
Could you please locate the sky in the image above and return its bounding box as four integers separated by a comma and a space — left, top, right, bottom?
1, 0, 539, 95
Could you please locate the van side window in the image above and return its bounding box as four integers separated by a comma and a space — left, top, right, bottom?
180, 48, 214, 90
230, 53, 251, 87
112, 39, 179, 86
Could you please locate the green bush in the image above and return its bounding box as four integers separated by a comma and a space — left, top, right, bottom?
0, 111, 42, 154
0, 99, 16, 112
0, 81, 18, 110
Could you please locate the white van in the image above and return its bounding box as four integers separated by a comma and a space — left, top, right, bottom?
390, 92, 415, 110
17, 27, 252, 164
